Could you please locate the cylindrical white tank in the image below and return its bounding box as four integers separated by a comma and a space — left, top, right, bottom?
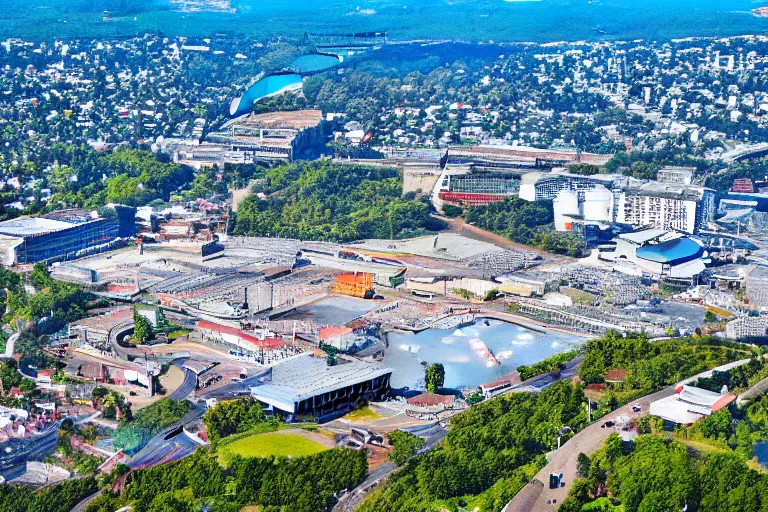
583, 185, 613, 222
554, 190, 580, 231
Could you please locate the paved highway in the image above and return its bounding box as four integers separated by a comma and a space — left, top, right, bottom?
127, 404, 206, 469
503, 358, 753, 512
489, 354, 585, 400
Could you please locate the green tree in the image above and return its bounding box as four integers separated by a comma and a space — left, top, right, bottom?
133, 310, 152, 344
387, 430, 426, 466
425, 363, 445, 393
202, 398, 266, 448
577, 452, 591, 478
604, 433, 623, 466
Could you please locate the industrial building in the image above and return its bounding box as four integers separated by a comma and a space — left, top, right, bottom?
519, 171, 625, 202
656, 166, 694, 185
649, 385, 736, 425
431, 145, 613, 207
520, 171, 715, 234
249, 352, 392, 422
435, 169, 520, 206
207, 109, 328, 162
68, 308, 134, 345
447, 145, 613, 167
197, 320, 302, 365
0, 206, 136, 265
725, 315, 768, 341
616, 182, 715, 234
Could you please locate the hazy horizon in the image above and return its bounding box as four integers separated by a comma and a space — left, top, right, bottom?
1, 0, 767, 42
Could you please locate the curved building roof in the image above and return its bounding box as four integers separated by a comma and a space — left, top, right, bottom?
636, 237, 703, 264
229, 73, 304, 116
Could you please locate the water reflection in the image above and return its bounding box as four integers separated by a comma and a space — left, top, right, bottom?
384, 318, 584, 390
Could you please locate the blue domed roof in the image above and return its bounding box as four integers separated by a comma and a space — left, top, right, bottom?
636, 237, 703, 264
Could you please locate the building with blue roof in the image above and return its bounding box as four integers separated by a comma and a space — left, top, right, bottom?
605, 229, 707, 280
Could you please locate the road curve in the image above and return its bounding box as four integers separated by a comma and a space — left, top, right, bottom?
332, 422, 447, 512
168, 362, 197, 401
503, 358, 752, 512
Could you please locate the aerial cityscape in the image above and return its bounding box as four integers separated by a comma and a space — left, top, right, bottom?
1, 1, 768, 512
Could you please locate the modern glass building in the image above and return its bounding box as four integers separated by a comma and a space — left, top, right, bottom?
0, 206, 135, 265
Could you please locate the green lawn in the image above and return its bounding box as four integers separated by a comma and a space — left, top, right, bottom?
343, 406, 384, 422
218, 432, 329, 467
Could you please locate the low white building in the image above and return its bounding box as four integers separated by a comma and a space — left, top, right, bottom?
649, 385, 736, 425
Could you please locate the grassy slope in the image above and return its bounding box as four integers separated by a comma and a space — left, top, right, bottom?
218, 432, 328, 466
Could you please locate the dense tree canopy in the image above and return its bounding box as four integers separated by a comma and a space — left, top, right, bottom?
578, 332, 749, 397
517, 350, 579, 381
203, 397, 266, 448
387, 430, 426, 466
464, 197, 582, 257
359, 381, 587, 512
0, 477, 98, 512
7, 263, 93, 340
233, 162, 444, 242
89, 446, 367, 512
562, 434, 768, 512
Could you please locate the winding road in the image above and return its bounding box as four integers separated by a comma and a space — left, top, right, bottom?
332, 421, 447, 512
503, 358, 753, 512
168, 361, 197, 401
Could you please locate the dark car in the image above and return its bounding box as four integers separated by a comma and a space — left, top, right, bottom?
601, 420, 615, 428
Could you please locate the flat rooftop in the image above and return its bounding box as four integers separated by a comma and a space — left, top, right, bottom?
234, 109, 323, 131
70, 309, 133, 331
352, 233, 505, 261
250, 352, 392, 413
0, 217, 76, 237
618, 229, 669, 245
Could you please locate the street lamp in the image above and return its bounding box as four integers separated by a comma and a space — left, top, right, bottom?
557, 426, 574, 449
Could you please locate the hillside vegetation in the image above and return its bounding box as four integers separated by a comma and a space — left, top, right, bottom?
233, 162, 444, 241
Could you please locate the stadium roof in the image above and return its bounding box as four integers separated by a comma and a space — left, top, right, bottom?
636, 237, 703, 264
250, 352, 392, 413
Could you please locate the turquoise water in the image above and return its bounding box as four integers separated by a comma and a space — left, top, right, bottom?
2, 0, 766, 42
384, 318, 584, 390
230, 53, 341, 116
230, 73, 303, 116
290, 54, 342, 74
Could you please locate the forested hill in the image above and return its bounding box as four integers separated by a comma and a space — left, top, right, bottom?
232, 162, 445, 242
